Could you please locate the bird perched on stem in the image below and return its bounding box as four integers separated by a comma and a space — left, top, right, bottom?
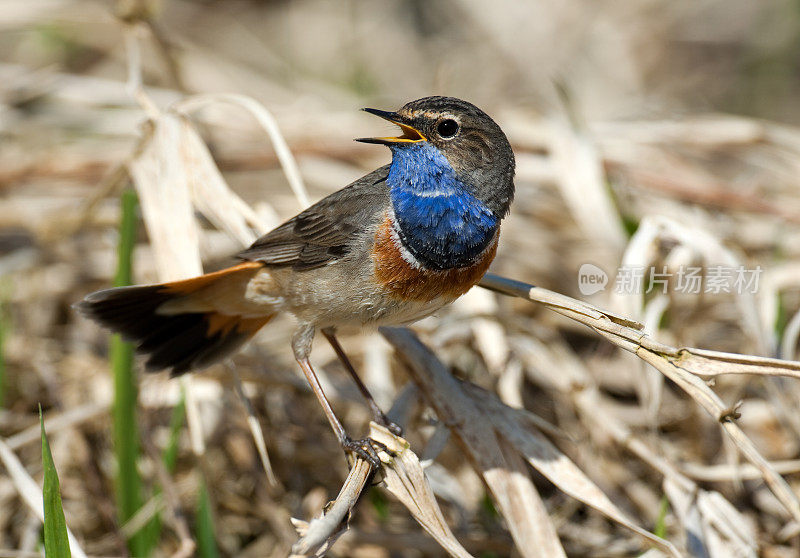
76, 96, 515, 465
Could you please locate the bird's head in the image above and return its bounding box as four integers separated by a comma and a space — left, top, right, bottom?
357, 96, 515, 218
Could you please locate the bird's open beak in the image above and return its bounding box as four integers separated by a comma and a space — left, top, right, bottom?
356, 108, 426, 145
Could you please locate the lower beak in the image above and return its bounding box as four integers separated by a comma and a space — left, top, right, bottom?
356, 108, 426, 145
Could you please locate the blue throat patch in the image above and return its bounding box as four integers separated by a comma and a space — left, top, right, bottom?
386, 142, 498, 270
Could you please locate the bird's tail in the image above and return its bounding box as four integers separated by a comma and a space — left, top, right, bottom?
75, 262, 272, 375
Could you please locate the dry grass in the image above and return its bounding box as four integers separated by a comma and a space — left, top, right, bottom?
2, 1, 800, 556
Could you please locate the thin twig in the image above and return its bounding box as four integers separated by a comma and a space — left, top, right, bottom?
290, 456, 373, 556
174, 93, 310, 209
7, 401, 110, 451
230, 366, 279, 489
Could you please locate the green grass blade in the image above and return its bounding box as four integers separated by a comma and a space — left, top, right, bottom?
0, 301, 6, 410
110, 189, 153, 556
0, 281, 11, 410
113, 188, 138, 288
163, 391, 186, 474
41, 407, 71, 558
147, 389, 187, 546
195, 480, 219, 558
653, 495, 670, 539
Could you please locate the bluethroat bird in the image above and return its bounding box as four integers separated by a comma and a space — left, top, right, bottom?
77, 96, 516, 465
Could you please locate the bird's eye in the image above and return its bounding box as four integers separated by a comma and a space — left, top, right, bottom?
436, 119, 459, 138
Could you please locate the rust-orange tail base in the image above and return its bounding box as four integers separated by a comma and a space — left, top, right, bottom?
75, 263, 271, 376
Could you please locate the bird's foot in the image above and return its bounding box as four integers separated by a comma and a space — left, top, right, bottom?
342, 436, 390, 470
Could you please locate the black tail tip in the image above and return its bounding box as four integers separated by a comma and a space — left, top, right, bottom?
74, 284, 267, 376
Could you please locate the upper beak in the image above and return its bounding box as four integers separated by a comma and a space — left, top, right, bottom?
355, 108, 426, 145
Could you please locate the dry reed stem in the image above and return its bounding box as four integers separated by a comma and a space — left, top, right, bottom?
682, 460, 800, 481
381, 327, 680, 557
138, 425, 197, 557
480, 273, 800, 524
549, 121, 627, 249
369, 424, 475, 558
174, 93, 310, 210
511, 333, 758, 554
291, 424, 479, 557
230, 367, 279, 489
121, 31, 378, 548
123, 29, 212, 477
290, 457, 373, 556
383, 325, 567, 557
7, 402, 110, 451
6, 2, 800, 556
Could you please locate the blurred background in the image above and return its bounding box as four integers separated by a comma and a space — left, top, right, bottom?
2, 0, 800, 556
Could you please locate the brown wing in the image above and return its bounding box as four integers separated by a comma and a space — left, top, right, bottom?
237, 165, 390, 270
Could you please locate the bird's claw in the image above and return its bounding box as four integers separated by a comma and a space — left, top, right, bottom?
343, 436, 390, 470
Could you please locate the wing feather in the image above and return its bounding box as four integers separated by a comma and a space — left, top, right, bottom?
237, 165, 390, 270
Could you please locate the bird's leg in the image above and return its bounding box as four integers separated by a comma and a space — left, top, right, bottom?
293, 326, 388, 469
321, 328, 403, 436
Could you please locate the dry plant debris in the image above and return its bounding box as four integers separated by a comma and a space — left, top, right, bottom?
2, 1, 800, 557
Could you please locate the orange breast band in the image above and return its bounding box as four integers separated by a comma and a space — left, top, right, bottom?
371, 215, 498, 302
